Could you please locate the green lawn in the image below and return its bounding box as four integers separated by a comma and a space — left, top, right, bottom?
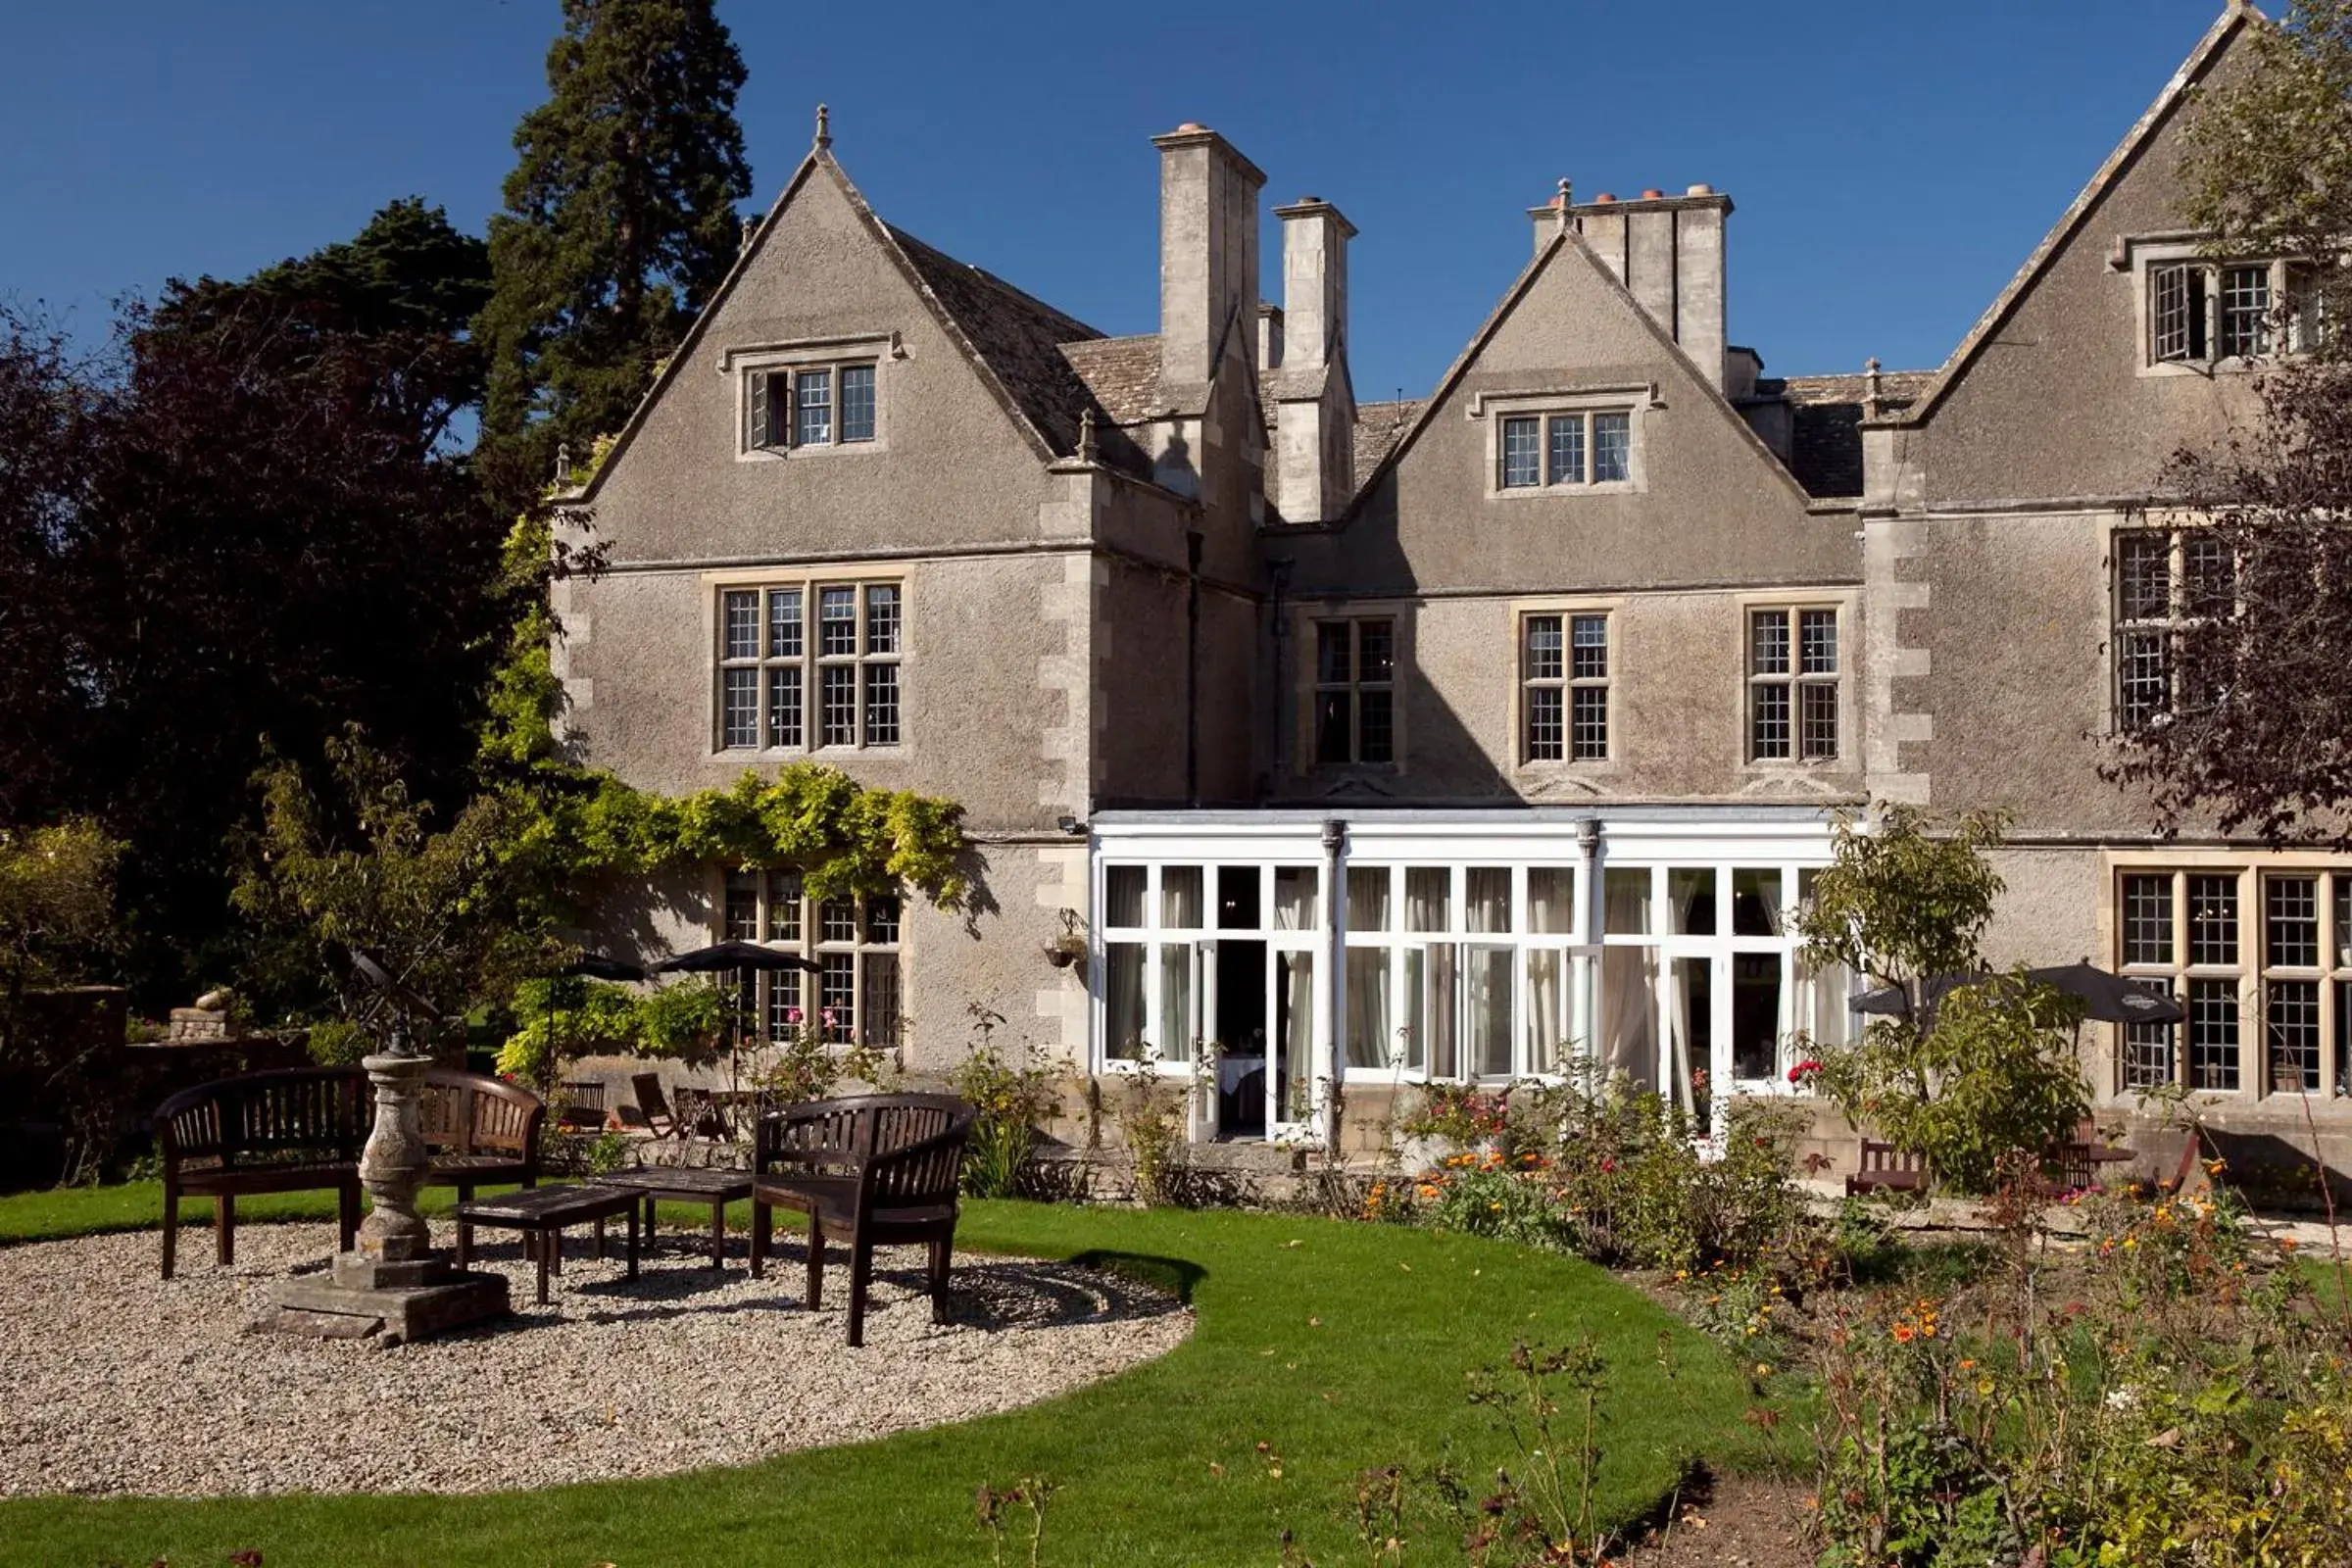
0, 1187, 1787, 1568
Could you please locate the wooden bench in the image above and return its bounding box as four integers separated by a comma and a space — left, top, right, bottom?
749, 1093, 976, 1348
153, 1066, 544, 1278
1846, 1139, 1927, 1196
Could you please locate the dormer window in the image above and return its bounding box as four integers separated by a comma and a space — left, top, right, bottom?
2141, 253, 2319, 369
1495, 408, 1638, 492
745, 360, 878, 453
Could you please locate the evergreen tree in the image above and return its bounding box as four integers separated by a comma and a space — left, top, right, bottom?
10, 201, 499, 1001
475, 0, 752, 513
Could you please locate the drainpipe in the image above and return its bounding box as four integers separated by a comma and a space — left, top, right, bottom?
1267, 557, 1294, 783
1186, 530, 1202, 807
1577, 816, 1602, 1072
1321, 816, 1346, 1153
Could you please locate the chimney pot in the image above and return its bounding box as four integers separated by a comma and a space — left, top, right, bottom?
1686, 182, 1714, 196
1175, 121, 1205, 132
1594, 192, 1617, 203
1641, 188, 1665, 200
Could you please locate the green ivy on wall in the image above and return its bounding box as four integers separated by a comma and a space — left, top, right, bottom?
481, 510, 973, 914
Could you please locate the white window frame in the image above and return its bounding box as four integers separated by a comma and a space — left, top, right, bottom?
710, 575, 905, 755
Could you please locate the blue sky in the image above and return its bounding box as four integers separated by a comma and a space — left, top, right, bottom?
0, 0, 2228, 395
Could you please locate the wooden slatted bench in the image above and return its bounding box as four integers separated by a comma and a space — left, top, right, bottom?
153, 1066, 545, 1278
1845, 1139, 1928, 1197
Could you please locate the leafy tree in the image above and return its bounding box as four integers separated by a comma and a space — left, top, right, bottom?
474, 0, 751, 514
43, 201, 499, 999
2105, 2, 2352, 844
0, 313, 103, 827
1793, 808, 2089, 1194
231, 730, 564, 1035
0, 818, 125, 1184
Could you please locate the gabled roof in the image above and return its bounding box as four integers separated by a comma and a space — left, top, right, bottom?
1337, 221, 1817, 523
574, 148, 1113, 501
1761, 370, 1936, 498
1885, 3, 2258, 428
883, 222, 1106, 458
1060, 335, 1163, 425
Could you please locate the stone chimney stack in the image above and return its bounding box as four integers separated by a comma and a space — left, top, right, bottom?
1153, 123, 1266, 402
1257, 304, 1285, 372
1271, 196, 1359, 523
1275, 197, 1352, 380
1528, 184, 1733, 392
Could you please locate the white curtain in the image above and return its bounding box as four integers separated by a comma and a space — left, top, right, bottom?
1796, 951, 1855, 1054
1348, 867, 1392, 933
1345, 947, 1392, 1069
1105, 866, 1147, 929
1600, 946, 1657, 1089
1668, 956, 1710, 1118
1528, 948, 1569, 1074
1528, 868, 1574, 935
1272, 868, 1317, 931
1161, 866, 1203, 929
1669, 868, 1717, 935
1603, 868, 1652, 935
1733, 868, 1784, 938
1277, 951, 1314, 1119
1406, 867, 1450, 932
1466, 869, 1512, 934
1427, 944, 1458, 1078
1401, 948, 1430, 1072
1466, 946, 1513, 1076
1157, 943, 1196, 1062
1104, 943, 1146, 1058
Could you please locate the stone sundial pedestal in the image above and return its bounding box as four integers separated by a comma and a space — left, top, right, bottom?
267, 1053, 510, 1345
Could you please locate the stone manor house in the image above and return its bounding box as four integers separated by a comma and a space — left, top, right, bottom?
557, 6, 2349, 1173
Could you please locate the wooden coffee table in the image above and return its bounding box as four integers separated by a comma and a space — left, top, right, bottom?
589, 1166, 756, 1269
454, 1185, 640, 1304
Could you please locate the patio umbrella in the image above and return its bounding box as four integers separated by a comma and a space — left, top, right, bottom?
563, 952, 647, 983
1849, 961, 2184, 1025
653, 942, 819, 976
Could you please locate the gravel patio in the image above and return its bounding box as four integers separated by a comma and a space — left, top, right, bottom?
0, 1221, 1190, 1497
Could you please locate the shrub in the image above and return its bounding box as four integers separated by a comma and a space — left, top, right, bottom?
1115, 1054, 1194, 1207
1810, 1177, 2352, 1566
305, 1017, 373, 1066
950, 1005, 1064, 1200
1376, 1074, 1811, 1275
1793, 808, 2095, 1195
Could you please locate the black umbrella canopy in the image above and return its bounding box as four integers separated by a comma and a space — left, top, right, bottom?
655, 941, 821, 975
563, 953, 648, 983
1850, 962, 2184, 1025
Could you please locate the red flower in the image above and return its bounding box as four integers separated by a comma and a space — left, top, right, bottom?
1788, 1058, 1824, 1085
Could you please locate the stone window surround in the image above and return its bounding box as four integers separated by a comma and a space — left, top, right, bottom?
2105, 515, 2236, 737
1509, 595, 1624, 775
1734, 589, 1853, 773
1310, 615, 1397, 769
2119, 235, 2313, 378
704, 564, 906, 757
2100, 848, 2352, 1105
1289, 599, 1412, 776
1469, 384, 1658, 500
720, 332, 899, 460
716, 865, 906, 1050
